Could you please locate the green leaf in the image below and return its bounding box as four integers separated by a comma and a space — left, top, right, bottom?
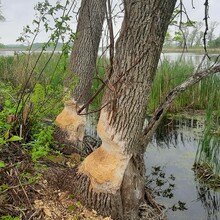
4, 131, 9, 140
0, 161, 5, 168
8, 136, 23, 142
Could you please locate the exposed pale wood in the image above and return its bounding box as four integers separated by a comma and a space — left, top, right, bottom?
71, 1, 177, 219
55, 100, 86, 141
56, 0, 106, 142
79, 146, 130, 193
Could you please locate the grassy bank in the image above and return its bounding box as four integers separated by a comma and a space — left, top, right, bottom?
1, 54, 220, 115
148, 59, 220, 113
162, 47, 220, 54
1, 50, 220, 219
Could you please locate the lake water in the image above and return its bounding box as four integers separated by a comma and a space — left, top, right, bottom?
146, 116, 220, 220
1, 50, 218, 67
0, 50, 15, 56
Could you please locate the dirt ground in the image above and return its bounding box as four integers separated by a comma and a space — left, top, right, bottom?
0, 143, 165, 220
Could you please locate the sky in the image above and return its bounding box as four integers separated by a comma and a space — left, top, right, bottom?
0, 0, 220, 45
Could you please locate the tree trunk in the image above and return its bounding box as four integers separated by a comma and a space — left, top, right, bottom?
56, 0, 106, 143
71, 0, 177, 219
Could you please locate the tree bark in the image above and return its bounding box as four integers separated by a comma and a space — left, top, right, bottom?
56, 0, 106, 143
73, 0, 177, 219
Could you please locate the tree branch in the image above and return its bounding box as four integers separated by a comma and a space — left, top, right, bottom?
141, 64, 220, 147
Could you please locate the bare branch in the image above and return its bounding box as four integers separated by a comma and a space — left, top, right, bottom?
203, 0, 210, 57
106, 0, 115, 78
141, 64, 220, 147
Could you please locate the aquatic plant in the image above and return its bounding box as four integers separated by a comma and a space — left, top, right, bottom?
194, 78, 220, 180
148, 59, 220, 113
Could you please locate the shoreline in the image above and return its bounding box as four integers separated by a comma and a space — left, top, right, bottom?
162, 47, 220, 54
1, 47, 220, 54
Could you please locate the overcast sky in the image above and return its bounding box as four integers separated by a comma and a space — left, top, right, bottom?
0, 0, 220, 45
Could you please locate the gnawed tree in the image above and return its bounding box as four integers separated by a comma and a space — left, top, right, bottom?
51, 0, 220, 219
56, 0, 106, 145
54, 0, 177, 219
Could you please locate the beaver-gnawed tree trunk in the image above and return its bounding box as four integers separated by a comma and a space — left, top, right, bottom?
63, 0, 177, 219
56, 0, 106, 143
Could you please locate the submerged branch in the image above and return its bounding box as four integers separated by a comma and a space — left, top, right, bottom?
141, 64, 220, 148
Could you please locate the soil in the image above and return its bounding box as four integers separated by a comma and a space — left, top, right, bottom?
0, 143, 165, 220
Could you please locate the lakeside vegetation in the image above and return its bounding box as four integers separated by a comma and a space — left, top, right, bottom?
1, 44, 220, 54
162, 47, 220, 54
149, 59, 220, 113
1, 53, 220, 117
1, 51, 220, 217
0, 42, 64, 51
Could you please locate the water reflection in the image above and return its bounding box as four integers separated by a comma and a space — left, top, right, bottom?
196, 185, 220, 220
160, 53, 220, 68
145, 116, 220, 220
149, 116, 204, 148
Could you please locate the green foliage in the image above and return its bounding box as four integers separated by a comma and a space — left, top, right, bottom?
0, 183, 9, 192
0, 161, 5, 168
30, 82, 64, 121
195, 80, 220, 175
208, 37, 220, 48
148, 59, 220, 113
0, 216, 20, 220
148, 60, 193, 113
0, 83, 20, 143
25, 124, 54, 161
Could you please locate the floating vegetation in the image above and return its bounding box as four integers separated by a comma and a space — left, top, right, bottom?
146, 166, 187, 212
194, 78, 220, 185
193, 163, 220, 189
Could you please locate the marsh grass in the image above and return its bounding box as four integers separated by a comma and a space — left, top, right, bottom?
148, 59, 220, 113
0, 53, 67, 88
0, 52, 70, 141
194, 80, 220, 176
0, 54, 108, 122
149, 59, 220, 181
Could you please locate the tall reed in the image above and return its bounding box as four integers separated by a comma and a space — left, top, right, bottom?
148, 59, 220, 113
195, 79, 220, 175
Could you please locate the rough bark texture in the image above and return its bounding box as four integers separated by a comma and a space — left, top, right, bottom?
56, 0, 106, 143
65, 0, 106, 105
76, 0, 177, 219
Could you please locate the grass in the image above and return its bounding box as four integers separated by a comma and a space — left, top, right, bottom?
148, 59, 220, 113
0, 53, 110, 219
194, 79, 220, 178
0, 53, 108, 140
148, 58, 220, 183
1, 54, 220, 115
162, 47, 220, 54
1, 50, 220, 218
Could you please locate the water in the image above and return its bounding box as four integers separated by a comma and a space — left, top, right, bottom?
161, 52, 206, 66
0, 50, 15, 56
145, 116, 220, 220
1, 49, 218, 64
160, 52, 220, 68
0, 50, 61, 57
